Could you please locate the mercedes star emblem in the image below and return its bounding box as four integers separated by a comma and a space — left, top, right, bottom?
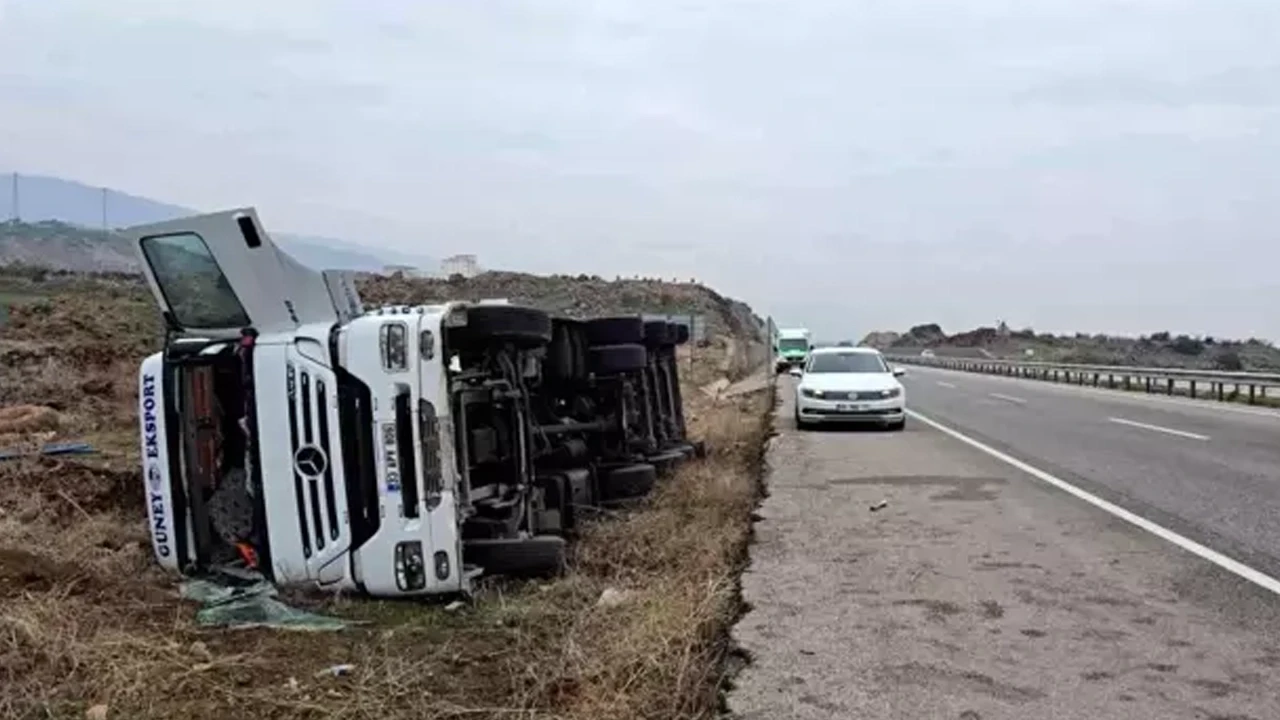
294, 445, 328, 477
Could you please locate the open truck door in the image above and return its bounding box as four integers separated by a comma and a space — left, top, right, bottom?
122, 207, 362, 338
121, 208, 365, 582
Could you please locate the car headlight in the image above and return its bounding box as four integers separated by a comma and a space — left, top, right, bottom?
800, 388, 823, 398
879, 388, 901, 399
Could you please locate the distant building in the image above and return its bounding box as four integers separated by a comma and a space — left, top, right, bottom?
441, 254, 480, 278
383, 263, 425, 277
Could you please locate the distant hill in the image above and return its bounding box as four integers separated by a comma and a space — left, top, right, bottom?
0, 220, 136, 273
0, 172, 439, 273
861, 323, 1280, 371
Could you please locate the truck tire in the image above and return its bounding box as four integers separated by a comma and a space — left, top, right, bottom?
673, 323, 691, 345
600, 462, 657, 502
643, 320, 673, 348
588, 344, 648, 374
464, 536, 566, 578
452, 305, 552, 349
585, 316, 645, 346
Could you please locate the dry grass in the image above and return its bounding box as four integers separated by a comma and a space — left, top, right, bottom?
0, 269, 773, 720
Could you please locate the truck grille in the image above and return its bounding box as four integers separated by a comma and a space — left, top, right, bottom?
286, 363, 341, 559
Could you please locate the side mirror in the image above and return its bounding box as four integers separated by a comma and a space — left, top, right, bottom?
892, 367, 906, 378
789, 366, 803, 377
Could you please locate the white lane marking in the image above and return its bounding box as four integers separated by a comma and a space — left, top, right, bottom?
907, 365, 1280, 421
936, 381, 957, 388
908, 409, 1280, 598
1108, 417, 1209, 441
989, 392, 1027, 405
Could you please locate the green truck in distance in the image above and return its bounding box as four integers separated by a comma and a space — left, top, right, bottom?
775, 327, 812, 372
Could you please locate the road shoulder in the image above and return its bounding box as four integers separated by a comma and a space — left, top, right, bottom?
727, 389, 1280, 720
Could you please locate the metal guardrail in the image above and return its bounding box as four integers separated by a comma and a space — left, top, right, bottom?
886, 354, 1280, 406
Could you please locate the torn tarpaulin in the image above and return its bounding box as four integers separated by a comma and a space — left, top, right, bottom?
179, 568, 350, 632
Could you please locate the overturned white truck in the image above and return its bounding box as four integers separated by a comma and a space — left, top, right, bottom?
128, 208, 616, 599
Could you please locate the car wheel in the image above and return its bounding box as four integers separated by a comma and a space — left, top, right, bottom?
794, 410, 809, 430
886, 419, 906, 432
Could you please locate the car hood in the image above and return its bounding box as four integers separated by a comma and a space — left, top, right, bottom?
799, 372, 901, 392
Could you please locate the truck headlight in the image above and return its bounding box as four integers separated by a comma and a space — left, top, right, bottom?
879, 388, 901, 399
395, 541, 426, 591
800, 388, 823, 398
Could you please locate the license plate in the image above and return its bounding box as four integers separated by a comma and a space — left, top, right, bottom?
837, 403, 866, 411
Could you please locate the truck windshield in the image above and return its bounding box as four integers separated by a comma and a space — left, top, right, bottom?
140, 232, 251, 329
807, 353, 887, 374
779, 338, 808, 351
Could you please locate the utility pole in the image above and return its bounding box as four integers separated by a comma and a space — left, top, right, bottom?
101, 187, 108, 230
9, 172, 18, 222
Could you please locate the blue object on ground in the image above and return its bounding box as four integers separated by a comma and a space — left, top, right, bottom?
0, 441, 97, 462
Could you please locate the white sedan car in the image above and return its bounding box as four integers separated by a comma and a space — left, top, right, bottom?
791, 347, 906, 430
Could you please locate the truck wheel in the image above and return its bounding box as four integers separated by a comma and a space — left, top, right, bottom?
585, 316, 645, 346
451, 305, 552, 349
589, 344, 649, 374
643, 320, 673, 348
463, 536, 566, 578
600, 462, 657, 502
673, 323, 691, 345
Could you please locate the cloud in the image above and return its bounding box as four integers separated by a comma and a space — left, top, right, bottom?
3, 0, 1280, 340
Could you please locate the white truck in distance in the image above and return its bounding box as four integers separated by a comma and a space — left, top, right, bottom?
127, 208, 568, 599
775, 327, 812, 372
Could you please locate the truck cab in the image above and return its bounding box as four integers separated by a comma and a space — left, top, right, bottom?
775, 327, 812, 372
127, 209, 527, 597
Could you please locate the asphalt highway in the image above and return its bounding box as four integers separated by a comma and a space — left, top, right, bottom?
903, 364, 1280, 582
729, 375, 1280, 720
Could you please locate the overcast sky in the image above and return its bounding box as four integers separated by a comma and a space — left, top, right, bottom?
2, 0, 1279, 341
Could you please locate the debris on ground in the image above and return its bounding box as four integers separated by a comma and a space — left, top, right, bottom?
596, 587, 633, 608
0, 440, 97, 462
179, 571, 349, 631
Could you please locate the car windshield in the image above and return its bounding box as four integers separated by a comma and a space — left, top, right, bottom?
807, 352, 887, 374
779, 338, 808, 351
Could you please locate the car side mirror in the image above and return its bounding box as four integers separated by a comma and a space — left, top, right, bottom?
789, 367, 803, 377
892, 367, 906, 378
